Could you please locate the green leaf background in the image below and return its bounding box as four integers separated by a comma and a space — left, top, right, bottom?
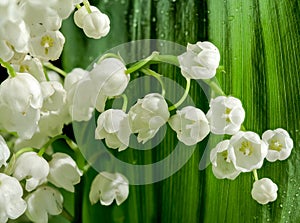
58, 0, 300, 222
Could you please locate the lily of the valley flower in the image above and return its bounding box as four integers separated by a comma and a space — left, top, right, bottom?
89, 171, 129, 206
48, 153, 82, 192
178, 41, 220, 80
13, 152, 49, 192
74, 5, 110, 39
26, 186, 63, 223
230, 131, 267, 172
168, 106, 210, 146
262, 128, 294, 162
0, 73, 43, 139
210, 140, 241, 180
0, 173, 27, 223
128, 93, 170, 144
251, 178, 278, 205
95, 109, 131, 151
206, 96, 245, 135
0, 135, 10, 168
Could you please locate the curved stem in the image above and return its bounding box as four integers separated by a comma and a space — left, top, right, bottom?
125, 51, 159, 74
61, 207, 74, 222
0, 58, 16, 77
202, 78, 226, 96
15, 147, 36, 158
43, 62, 67, 77
141, 68, 166, 97
168, 78, 191, 111
38, 135, 69, 156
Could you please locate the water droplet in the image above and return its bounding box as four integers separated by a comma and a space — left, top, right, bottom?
120, 0, 126, 4
228, 16, 235, 21
160, 10, 164, 14
135, 9, 140, 13
171, 0, 176, 2
288, 211, 291, 214
184, 31, 189, 36
160, 33, 165, 38
207, 10, 210, 14
152, 17, 156, 22
296, 193, 299, 197
279, 204, 283, 208
266, 218, 270, 222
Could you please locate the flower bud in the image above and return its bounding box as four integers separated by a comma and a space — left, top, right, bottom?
251, 178, 278, 204
178, 41, 220, 79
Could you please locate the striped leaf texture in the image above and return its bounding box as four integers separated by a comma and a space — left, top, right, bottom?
60, 0, 300, 222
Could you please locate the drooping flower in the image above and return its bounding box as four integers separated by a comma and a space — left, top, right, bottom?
48, 153, 82, 192
13, 152, 49, 192
26, 186, 63, 223
128, 93, 170, 143
89, 58, 129, 98
0, 73, 43, 139
262, 128, 294, 162
251, 178, 278, 205
178, 41, 220, 79
0, 135, 10, 168
0, 173, 27, 223
74, 5, 110, 39
89, 172, 129, 206
230, 131, 268, 172
206, 96, 245, 135
168, 106, 210, 146
210, 140, 241, 180
95, 109, 131, 151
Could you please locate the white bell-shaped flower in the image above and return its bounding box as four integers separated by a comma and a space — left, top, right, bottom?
262, 128, 294, 162
29, 30, 65, 61
75, 5, 110, 39
210, 140, 241, 180
74, 5, 99, 28
40, 80, 66, 112
95, 109, 131, 151
178, 41, 220, 79
12, 55, 46, 82
90, 58, 129, 97
230, 131, 268, 172
168, 106, 210, 146
0, 73, 43, 139
206, 96, 245, 135
26, 186, 63, 223
128, 93, 170, 143
50, 0, 74, 19
251, 178, 278, 205
0, 173, 27, 223
13, 152, 49, 192
89, 172, 129, 206
48, 153, 82, 192
0, 135, 10, 168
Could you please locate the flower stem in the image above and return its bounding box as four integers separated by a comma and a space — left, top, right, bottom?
121, 94, 128, 112
202, 78, 226, 97
43, 62, 67, 77
125, 51, 159, 74
15, 147, 36, 158
61, 207, 74, 222
83, 0, 92, 13
0, 58, 16, 77
168, 78, 191, 111
141, 68, 166, 97
38, 135, 69, 156
253, 169, 259, 181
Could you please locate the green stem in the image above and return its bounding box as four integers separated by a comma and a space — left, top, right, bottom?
202, 78, 226, 96
38, 135, 69, 156
121, 94, 128, 112
253, 169, 259, 181
97, 53, 124, 64
15, 147, 36, 158
0, 58, 16, 77
75, 4, 81, 9
168, 78, 191, 111
125, 51, 159, 74
61, 207, 74, 222
83, 0, 92, 13
43, 62, 67, 77
141, 68, 166, 97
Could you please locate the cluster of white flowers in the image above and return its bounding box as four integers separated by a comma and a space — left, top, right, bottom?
0, 135, 82, 222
